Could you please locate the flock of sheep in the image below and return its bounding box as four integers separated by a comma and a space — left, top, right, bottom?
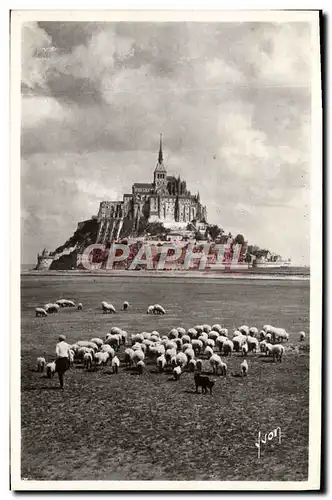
35, 303, 307, 389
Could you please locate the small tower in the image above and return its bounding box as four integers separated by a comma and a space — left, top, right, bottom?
154, 134, 167, 193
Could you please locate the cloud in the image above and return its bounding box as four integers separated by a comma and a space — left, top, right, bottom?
21, 21, 312, 266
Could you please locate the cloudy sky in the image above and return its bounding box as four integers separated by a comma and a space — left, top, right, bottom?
21, 21, 311, 265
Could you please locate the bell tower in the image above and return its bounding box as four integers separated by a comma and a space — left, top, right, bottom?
153, 134, 167, 193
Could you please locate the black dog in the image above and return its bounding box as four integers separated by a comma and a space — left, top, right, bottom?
194, 373, 215, 395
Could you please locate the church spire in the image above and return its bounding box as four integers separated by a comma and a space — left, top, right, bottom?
158, 133, 163, 164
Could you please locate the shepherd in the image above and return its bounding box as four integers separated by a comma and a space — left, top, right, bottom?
55, 334, 71, 390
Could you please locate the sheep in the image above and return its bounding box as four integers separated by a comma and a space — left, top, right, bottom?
157, 354, 166, 372
174, 338, 183, 351
300, 331, 306, 341
123, 301, 129, 311
112, 356, 120, 373
222, 340, 234, 357
46, 361, 56, 378
137, 360, 145, 374
132, 349, 145, 366
184, 348, 195, 363
147, 305, 155, 314
36, 357, 46, 372
194, 325, 204, 334
265, 343, 273, 356
241, 343, 248, 356
219, 360, 227, 376
173, 366, 182, 380
196, 359, 203, 372
70, 343, 79, 353
232, 335, 246, 353
187, 328, 198, 339
77, 303, 83, 310
176, 327, 186, 337
259, 330, 266, 341
83, 352, 93, 369
265, 333, 272, 342
259, 340, 268, 354
241, 359, 248, 376
105, 334, 120, 351
175, 352, 188, 369
211, 324, 222, 333
220, 328, 229, 337
101, 344, 115, 359
238, 325, 249, 335
165, 340, 177, 351
153, 304, 166, 315
181, 334, 191, 345
271, 344, 285, 363
203, 346, 214, 359
171, 356, 177, 368
269, 326, 289, 342
215, 335, 228, 353
56, 299, 75, 308
169, 328, 179, 339
142, 332, 151, 340
68, 349, 75, 365
101, 301, 116, 314
209, 354, 222, 374
182, 343, 192, 352
132, 333, 144, 345
90, 338, 103, 348
246, 336, 259, 353
75, 347, 89, 361
194, 373, 215, 394
35, 307, 47, 317
206, 338, 215, 349
94, 352, 109, 366
188, 359, 196, 372
191, 339, 203, 354
155, 344, 165, 356
44, 303, 59, 314
124, 348, 135, 367
77, 341, 98, 351
208, 330, 219, 342
165, 348, 177, 365
203, 324, 212, 333
249, 327, 259, 338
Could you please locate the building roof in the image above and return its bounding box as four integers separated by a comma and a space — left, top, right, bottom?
123, 193, 133, 197
133, 183, 153, 189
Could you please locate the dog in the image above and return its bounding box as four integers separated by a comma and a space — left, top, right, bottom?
194, 373, 215, 395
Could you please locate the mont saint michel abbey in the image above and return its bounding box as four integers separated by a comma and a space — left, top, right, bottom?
96, 135, 208, 243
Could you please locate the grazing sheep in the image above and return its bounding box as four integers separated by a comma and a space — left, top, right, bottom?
123, 301, 129, 311
147, 305, 155, 314
44, 303, 60, 314
241, 343, 248, 356
83, 352, 93, 369
165, 340, 177, 351
271, 344, 285, 363
173, 366, 182, 380
265, 333, 272, 342
219, 360, 227, 376
175, 352, 188, 369
75, 347, 90, 361
77, 341, 98, 351
194, 325, 204, 334
208, 330, 219, 341
56, 299, 76, 308
181, 334, 191, 345
194, 373, 215, 394
215, 335, 228, 353
177, 327, 186, 337
101, 344, 115, 359
249, 327, 259, 337
300, 331, 306, 341
77, 303, 83, 310
246, 336, 259, 353
166, 348, 177, 365
155, 344, 166, 356
105, 334, 121, 351
35, 307, 47, 317
203, 346, 214, 359
184, 348, 195, 363
188, 359, 196, 372
133, 349, 145, 366
222, 340, 234, 357
36, 357, 46, 372
196, 359, 203, 372
211, 324, 222, 333
187, 328, 198, 339
169, 328, 179, 339
137, 360, 145, 374
46, 361, 56, 378
191, 339, 203, 354
205, 338, 215, 349
157, 354, 166, 372
203, 324, 212, 333
153, 304, 166, 315
132, 333, 144, 344
209, 354, 222, 374
220, 328, 229, 337
241, 359, 248, 376
174, 338, 183, 350
68, 349, 75, 365
124, 348, 135, 367
120, 331, 128, 345
238, 325, 249, 336
171, 356, 177, 368
259, 330, 266, 341
101, 301, 116, 314
265, 343, 273, 356
112, 356, 120, 373
259, 340, 268, 354
89, 338, 102, 348
232, 335, 246, 353
94, 352, 109, 366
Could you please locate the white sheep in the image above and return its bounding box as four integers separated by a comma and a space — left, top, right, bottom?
208, 331, 219, 341
259, 330, 266, 341
120, 330, 128, 345
241, 359, 248, 376
211, 324, 222, 333
215, 335, 228, 353
101, 344, 115, 359
142, 332, 151, 340
232, 335, 246, 352
246, 336, 259, 353
249, 327, 259, 337
90, 338, 103, 348
77, 303, 83, 310
77, 341, 98, 351
206, 338, 215, 349
300, 331, 306, 341
184, 348, 195, 362
259, 340, 268, 354
222, 340, 234, 357
203, 346, 214, 359
137, 360, 145, 373
187, 328, 198, 339
94, 352, 109, 366
111, 356, 120, 373
169, 328, 179, 339
132, 349, 145, 365
270, 327, 289, 342
83, 352, 93, 369
238, 325, 249, 335
220, 328, 229, 337
157, 354, 167, 372
36, 357, 46, 372
132, 333, 144, 344
44, 303, 60, 314
209, 354, 222, 374
265, 333, 272, 342
271, 344, 285, 363
181, 334, 191, 345
165, 340, 177, 351
194, 325, 204, 334
174, 338, 183, 350
177, 327, 186, 337
123, 301, 129, 311
153, 304, 166, 315
124, 348, 135, 367
175, 352, 188, 369
101, 301, 116, 314
188, 359, 196, 372
241, 343, 248, 356
203, 324, 212, 333
147, 305, 155, 314
219, 360, 227, 376
105, 334, 120, 351
46, 361, 56, 378
265, 343, 273, 356
191, 339, 203, 354
35, 307, 47, 317
173, 366, 182, 380
182, 343, 192, 352
165, 348, 177, 365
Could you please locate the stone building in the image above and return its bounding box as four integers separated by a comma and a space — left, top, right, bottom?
96, 135, 207, 242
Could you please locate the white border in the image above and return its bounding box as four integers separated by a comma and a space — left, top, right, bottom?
10, 9, 322, 491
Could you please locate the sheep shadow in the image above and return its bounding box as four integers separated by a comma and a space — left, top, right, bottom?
231, 372, 243, 378
260, 358, 275, 364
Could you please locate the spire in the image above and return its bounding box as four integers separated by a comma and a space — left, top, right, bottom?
158, 133, 163, 164
197, 191, 200, 202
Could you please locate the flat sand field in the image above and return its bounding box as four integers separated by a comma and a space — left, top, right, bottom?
20, 275, 309, 481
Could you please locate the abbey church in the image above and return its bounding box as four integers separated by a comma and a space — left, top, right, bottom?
96, 135, 207, 242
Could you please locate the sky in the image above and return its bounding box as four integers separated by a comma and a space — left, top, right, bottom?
21, 21, 311, 265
